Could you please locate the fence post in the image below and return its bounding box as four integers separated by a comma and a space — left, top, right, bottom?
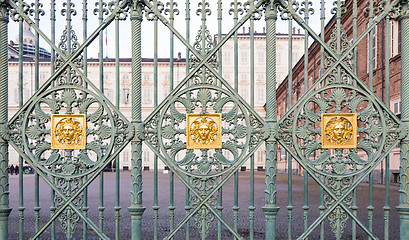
398, 0, 409, 239
263, 1, 280, 240
128, 1, 145, 240
0, 2, 11, 239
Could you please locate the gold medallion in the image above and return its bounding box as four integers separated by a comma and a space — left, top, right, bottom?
186, 113, 222, 149
321, 113, 357, 149
51, 114, 86, 149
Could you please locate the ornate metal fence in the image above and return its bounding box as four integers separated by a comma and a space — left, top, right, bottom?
0, 0, 408, 239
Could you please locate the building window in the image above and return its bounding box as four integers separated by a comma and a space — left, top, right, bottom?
143, 74, 150, 81
240, 87, 249, 102
223, 74, 231, 81
280, 147, 286, 161
163, 87, 170, 100
240, 52, 248, 64
123, 88, 130, 103
398, 21, 401, 54
123, 74, 129, 81
257, 52, 265, 64
143, 150, 150, 162
257, 150, 264, 163
368, 23, 377, 71
391, 100, 401, 117
123, 150, 129, 163
257, 88, 265, 102
224, 52, 232, 64
14, 88, 19, 104
164, 74, 171, 81
143, 88, 151, 104
241, 74, 248, 81
104, 88, 113, 102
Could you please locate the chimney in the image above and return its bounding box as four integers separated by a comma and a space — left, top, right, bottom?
263, 27, 265, 33
177, 52, 181, 60
293, 27, 296, 34
243, 27, 245, 34
298, 29, 301, 34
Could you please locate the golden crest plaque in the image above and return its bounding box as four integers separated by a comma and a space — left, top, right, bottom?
321, 113, 357, 149
187, 113, 222, 149
51, 114, 87, 150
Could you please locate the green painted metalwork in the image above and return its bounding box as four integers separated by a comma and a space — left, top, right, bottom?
399, 1, 409, 240
0, 0, 407, 239
0, 2, 11, 240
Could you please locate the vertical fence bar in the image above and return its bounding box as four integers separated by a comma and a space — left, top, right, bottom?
33, 0, 41, 233
153, 11, 159, 240
185, 1, 191, 239
398, 1, 409, 239
168, 2, 176, 237
263, 2, 279, 240
0, 3, 10, 239
351, 1, 358, 239
319, 1, 325, 239
115, 8, 121, 240
287, 2, 293, 238
82, 1, 88, 238
367, 1, 374, 236
232, 1, 241, 235
128, 2, 145, 240
217, 1, 223, 239
383, 13, 391, 240
249, 8, 255, 240
50, 1, 56, 238
18, 16, 24, 240
96, 1, 107, 235
301, 1, 311, 236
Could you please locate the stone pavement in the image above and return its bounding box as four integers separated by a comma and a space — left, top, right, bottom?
8, 171, 400, 239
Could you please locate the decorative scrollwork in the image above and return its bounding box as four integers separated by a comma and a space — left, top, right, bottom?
145, 0, 164, 20
9, 0, 30, 22
364, 0, 382, 17
55, 26, 83, 71
323, 176, 353, 236
62, 0, 77, 20
144, 83, 264, 177
229, 1, 244, 17
244, 0, 263, 20
279, 85, 400, 178
164, 1, 180, 18
108, 0, 129, 20
29, 1, 45, 19
325, 26, 353, 81
278, 0, 299, 20
8, 85, 131, 178
189, 176, 218, 237
93, 0, 108, 18
299, 0, 314, 16
331, 0, 346, 15
54, 177, 83, 238
197, 1, 211, 18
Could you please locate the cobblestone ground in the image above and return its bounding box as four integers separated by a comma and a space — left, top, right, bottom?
8, 171, 400, 239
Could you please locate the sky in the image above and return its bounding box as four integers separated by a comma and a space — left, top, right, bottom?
8, 0, 334, 59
